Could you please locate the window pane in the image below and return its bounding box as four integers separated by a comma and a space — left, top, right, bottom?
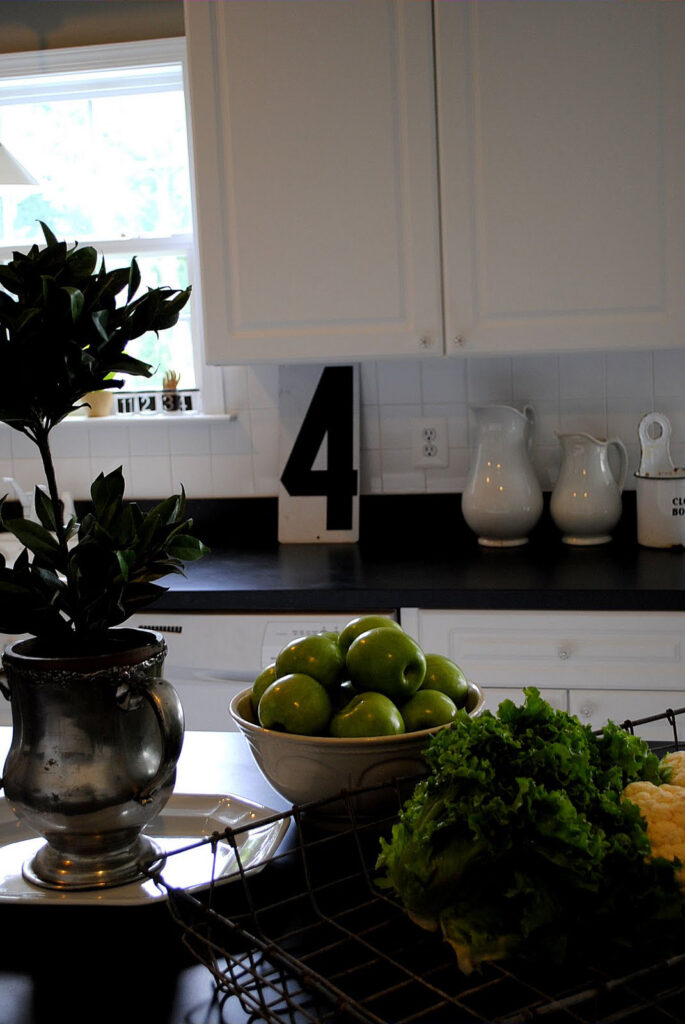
107, 252, 196, 392
0, 60, 197, 392
0, 88, 192, 244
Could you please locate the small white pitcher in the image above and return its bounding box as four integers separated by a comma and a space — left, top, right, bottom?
550, 433, 628, 545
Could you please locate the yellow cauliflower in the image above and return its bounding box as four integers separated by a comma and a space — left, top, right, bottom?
623, 778, 685, 886
660, 750, 685, 788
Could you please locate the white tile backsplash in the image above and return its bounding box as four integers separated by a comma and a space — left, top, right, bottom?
512, 355, 560, 401
377, 360, 422, 405
0, 348, 678, 501
358, 362, 379, 406
558, 397, 607, 438
654, 350, 685, 397
559, 353, 606, 398
168, 419, 212, 456
128, 455, 173, 500
379, 403, 422, 450
606, 351, 653, 398
421, 358, 467, 404
466, 356, 513, 403
171, 454, 213, 497
248, 364, 280, 409
128, 420, 170, 457
88, 420, 130, 458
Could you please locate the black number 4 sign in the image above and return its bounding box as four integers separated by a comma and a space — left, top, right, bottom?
278, 365, 360, 542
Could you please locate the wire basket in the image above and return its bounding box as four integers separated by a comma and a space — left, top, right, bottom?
154, 705, 685, 1024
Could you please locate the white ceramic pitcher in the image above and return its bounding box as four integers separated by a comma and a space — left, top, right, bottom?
550, 432, 628, 545
461, 404, 543, 547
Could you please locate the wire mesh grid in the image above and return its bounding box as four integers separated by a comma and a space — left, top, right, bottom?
152, 705, 685, 1024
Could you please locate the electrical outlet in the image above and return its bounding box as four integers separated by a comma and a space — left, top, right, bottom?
411, 417, 448, 467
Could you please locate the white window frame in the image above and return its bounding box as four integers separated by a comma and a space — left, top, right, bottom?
0, 38, 224, 415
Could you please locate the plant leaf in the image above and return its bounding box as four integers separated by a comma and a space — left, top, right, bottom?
63, 286, 84, 322
39, 221, 59, 247
127, 257, 141, 302
33, 487, 58, 531
168, 535, 210, 562
5, 518, 61, 559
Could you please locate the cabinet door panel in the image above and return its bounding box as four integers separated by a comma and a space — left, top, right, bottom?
185, 0, 442, 363
437, 2, 685, 354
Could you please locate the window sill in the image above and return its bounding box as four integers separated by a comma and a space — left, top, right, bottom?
65, 411, 238, 424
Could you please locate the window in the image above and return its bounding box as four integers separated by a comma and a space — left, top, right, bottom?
0, 39, 205, 399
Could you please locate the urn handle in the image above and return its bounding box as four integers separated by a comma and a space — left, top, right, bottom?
119, 677, 185, 805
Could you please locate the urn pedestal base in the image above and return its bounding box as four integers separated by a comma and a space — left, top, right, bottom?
23, 835, 165, 891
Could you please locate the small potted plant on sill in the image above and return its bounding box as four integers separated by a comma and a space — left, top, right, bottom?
0, 223, 208, 891
162, 367, 183, 412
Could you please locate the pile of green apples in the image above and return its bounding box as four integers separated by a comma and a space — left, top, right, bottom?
249, 615, 470, 738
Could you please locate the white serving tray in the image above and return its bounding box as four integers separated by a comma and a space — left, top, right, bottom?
0, 793, 289, 906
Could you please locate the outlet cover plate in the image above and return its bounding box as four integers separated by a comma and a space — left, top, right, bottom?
411, 417, 448, 468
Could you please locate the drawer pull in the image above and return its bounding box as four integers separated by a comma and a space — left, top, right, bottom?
557, 647, 570, 660
578, 704, 594, 720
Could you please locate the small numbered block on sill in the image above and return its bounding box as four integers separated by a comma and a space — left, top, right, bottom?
115, 390, 201, 416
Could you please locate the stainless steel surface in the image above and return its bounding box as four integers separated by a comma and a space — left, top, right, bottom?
1, 629, 184, 890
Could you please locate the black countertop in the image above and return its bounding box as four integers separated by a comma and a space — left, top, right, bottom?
152, 494, 685, 614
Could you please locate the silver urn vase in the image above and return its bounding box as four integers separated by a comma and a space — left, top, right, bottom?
0, 628, 184, 891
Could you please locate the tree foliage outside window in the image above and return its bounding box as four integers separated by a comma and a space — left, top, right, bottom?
0, 44, 197, 391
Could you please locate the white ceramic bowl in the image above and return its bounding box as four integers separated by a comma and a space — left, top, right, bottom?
229, 681, 485, 811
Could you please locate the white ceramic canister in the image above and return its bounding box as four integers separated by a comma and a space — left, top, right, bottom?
461, 404, 543, 547
634, 412, 685, 549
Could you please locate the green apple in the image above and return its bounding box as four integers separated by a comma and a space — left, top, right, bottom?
421, 653, 469, 709
275, 633, 345, 691
346, 626, 426, 703
330, 692, 405, 738
338, 615, 403, 656
250, 662, 277, 716
401, 689, 458, 732
258, 673, 333, 735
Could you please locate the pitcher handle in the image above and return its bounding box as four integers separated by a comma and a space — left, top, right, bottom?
118, 678, 185, 806
523, 404, 536, 454
608, 438, 628, 492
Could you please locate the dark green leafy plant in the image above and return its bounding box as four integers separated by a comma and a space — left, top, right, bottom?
377, 688, 685, 973
0, 224, 207, 646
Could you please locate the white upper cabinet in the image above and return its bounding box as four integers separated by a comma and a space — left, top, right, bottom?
185, 1, 685, 364
436, 2, 685, 356
184, 1, 443, 364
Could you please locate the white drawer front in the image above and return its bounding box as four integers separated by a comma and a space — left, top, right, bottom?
403, 610, 685, 693
569, 689, 685, 740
